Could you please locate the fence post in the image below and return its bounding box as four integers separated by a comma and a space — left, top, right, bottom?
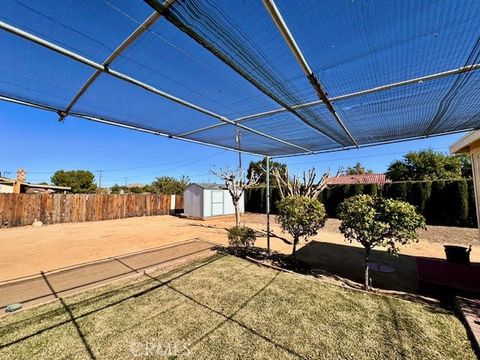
170, 195, 175, 215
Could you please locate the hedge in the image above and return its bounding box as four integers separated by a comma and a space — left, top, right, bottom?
245, 179, 477, 228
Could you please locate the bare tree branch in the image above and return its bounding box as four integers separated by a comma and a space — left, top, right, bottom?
271, 166, 343, 199
210, 167, 260, 226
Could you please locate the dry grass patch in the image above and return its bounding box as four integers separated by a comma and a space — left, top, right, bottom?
0, 254, 475, 359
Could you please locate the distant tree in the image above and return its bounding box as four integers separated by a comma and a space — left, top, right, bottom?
150, 175, 190, 195
338, 195, 425, 291
51, 170, 97, 194
247, 157, 287, 186
142, 184, 156, 194
385, 161, 411, 181
128, 186, 144, 194
111, 184, 123, 194
344, 162, 373, 175
457, 153, 473, 178
386, 149, 466, 181
277, 196, 326, 258
111, 184, 154, 194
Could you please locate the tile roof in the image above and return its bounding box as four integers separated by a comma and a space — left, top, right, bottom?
326, 174, 391, 185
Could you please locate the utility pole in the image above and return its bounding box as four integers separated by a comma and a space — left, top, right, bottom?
123, 177, 128, 186
96, 170, 103, 189
235, 128, 242, 170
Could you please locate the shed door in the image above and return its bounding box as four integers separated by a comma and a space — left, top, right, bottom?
211, 191, 224, 216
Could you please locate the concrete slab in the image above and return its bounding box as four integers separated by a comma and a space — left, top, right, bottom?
0, 239, 215, 312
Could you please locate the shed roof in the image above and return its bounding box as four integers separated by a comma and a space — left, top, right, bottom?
189, 183, 226, 190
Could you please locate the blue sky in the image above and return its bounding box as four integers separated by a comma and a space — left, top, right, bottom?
0, 1, 477, 188
1, 100, 465, 187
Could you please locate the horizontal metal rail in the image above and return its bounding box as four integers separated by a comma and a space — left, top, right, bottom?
271, 128, 474, 159
264, 0, 358, 147
146, 0, 346, 147
182, 62, 480, 137
62, 10, 163, 117
0, 20, 313, 153
0, 95, 264, 156
1, 94, 474, 159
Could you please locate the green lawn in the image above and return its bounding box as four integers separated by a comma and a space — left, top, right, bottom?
0, 254, 475, 359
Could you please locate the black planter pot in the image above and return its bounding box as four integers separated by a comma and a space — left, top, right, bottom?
444, 245, 472, 265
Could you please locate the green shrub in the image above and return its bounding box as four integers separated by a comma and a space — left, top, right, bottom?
408, 181, 431, 215
385, 182, 408, 200
428, 181, 447, 225
446, 180, 468, 226
364, 183, 379, 197
244, 180, 476, 227
227, 226, 256, 249
467, 180, 477, 226
277, 196, 326, 258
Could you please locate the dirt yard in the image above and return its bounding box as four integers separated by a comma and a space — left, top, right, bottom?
0, 213, 479, 282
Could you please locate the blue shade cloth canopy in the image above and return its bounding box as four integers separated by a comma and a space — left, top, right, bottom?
0, 0, 479, 156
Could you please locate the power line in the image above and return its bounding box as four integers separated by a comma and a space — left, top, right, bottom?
4, 149, 229, 179
96, 170, 103, 188
116, 150, 228, 181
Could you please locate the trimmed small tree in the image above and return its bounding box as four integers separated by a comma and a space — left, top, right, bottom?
210, 167, 260, 226
337, 195, 426, 291
277, 196, 326, 258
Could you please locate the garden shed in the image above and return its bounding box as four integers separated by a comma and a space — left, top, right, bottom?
184, 183, 244, 219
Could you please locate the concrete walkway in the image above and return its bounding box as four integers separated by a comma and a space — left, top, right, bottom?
0, 239, 215, 312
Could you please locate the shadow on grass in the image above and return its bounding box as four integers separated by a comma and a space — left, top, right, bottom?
2, 253, 307, 358
295, 241, 418, 293
40, 271, 96, 359
0, 254, 226, 350
217, 241, 418, 293
144, 271, 306, 358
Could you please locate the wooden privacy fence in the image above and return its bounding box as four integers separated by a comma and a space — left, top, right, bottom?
0, 194, 184, 228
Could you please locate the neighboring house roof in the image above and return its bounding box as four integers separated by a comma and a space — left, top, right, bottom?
0, 176, 71, 191
188, 183, 226, 190
327, 174, 391, 185
0, 176, 15, 185
450, 129, 480, 154
22, 183, 71, 191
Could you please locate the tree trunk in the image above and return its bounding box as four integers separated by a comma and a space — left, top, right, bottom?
292, 237, 298, 259
364, 247, 371, 291
234, 201, 240, 227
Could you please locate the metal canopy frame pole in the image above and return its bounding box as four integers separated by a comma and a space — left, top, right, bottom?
266, 156, 271, 255
263, 0, 358, 148
0, 93, 474, 160
0, 20, 313, 154
269, 128, 474, 160
146, 0, 346, 148
0, 95, 263, 157
182, 63, 480, 138
62, 7, 168, 118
